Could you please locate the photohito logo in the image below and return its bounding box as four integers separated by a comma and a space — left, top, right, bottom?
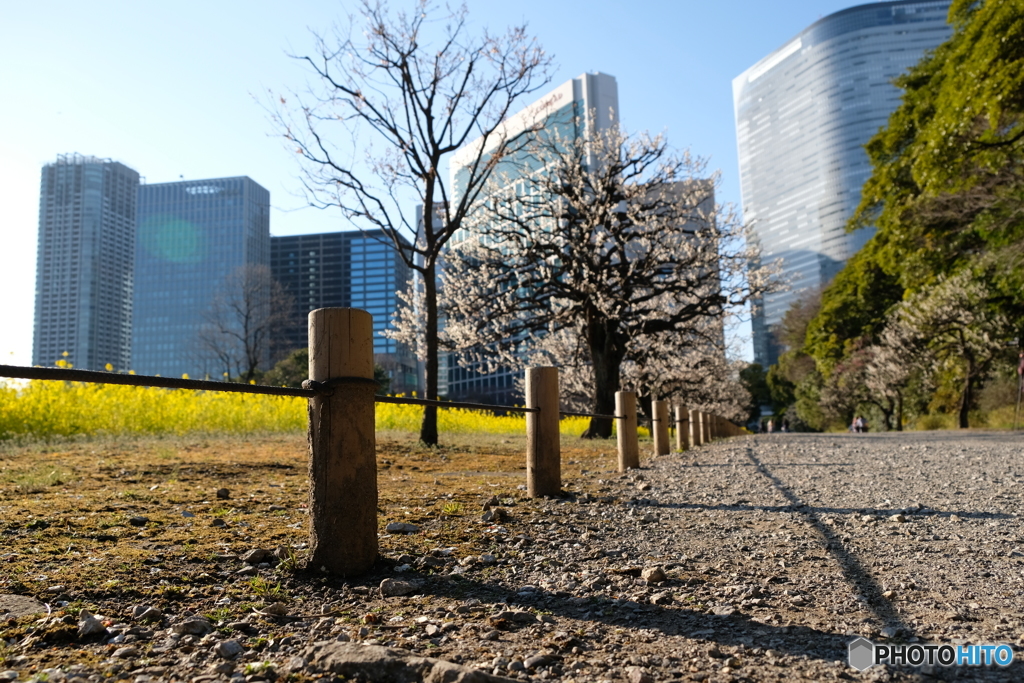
848, 637, 1014, 671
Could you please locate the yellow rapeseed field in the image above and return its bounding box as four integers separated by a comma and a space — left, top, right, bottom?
0, 380, 593, 439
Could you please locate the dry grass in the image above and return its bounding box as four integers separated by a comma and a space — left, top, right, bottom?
0, 430, 625, 594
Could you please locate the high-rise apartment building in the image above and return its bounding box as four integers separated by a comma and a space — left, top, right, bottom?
133, 177, 270, 377
733, 1, 952, 366
270, 231, 418, 394
446, 72, 619, 403
33, 154, 139, 371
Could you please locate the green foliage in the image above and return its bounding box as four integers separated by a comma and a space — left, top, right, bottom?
262, 348, 308, 388
791, 0, 1024, 428
805, 239, 904, 375
263, 347, 392, 396
739, 363, 771, 423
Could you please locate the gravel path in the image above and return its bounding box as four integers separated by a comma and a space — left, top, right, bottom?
5, 431, 1024, 682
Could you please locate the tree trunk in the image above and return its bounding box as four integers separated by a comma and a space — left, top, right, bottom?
896, 392, 904, 432
582, 317, 624, 439
958, 363, 974, 429
420, 263, 440, 445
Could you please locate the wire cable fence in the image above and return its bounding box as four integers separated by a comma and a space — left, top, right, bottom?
0, 308, 744, 575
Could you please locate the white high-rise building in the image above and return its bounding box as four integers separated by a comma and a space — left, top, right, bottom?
733, 1, 952, 366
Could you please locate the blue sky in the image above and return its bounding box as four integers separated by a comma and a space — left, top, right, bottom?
0, 0, 878, 366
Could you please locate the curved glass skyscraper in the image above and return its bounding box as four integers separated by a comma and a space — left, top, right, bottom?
733, 1, 952, 366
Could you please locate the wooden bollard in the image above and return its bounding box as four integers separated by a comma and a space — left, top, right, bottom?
690, 409, 701, 447
616, 391, 639, 471
653, 400, 670, 456
306, 308, 377, 575
703, 412, 712, 444
674, 404, 689, 451
526, 367, 560, 497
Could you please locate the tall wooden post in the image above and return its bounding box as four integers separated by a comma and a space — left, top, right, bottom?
653, 400, 670, 456
306, 308, 377, 575
675, 404, 689, 451
702, 412, 712, 444
689, 409, 700, 447
526, 367, 560, 497
616, 391, 639, 471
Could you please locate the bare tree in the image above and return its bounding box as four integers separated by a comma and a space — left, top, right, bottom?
271, 0, 552, 444
198, 265, 293, 383
441, 124, 775, 437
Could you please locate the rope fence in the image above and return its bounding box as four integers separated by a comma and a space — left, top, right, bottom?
0, 307, 745, 575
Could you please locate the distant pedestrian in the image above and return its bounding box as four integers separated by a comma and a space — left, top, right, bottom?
781, 419, 789, 433
767, 419, 774, 434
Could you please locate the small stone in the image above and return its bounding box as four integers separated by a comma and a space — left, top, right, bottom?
483, 496, 500, 509
181, 511, 195, 518
209, 662, 235, 675
135, 606, 162, 623
651, 592, 673, 605
112, 646, 140, 659
889, 514, 907, 523
524, 655, 548, 670
950, 514, 961, 522
712, 606, 737, 616
210, 518, 227, 528
424, 624, 440, 636
128, 516, 149, 527
385, 522, 420, 534
379, 578, 419, 597
627, 667, 655, 683
483, 630, 500, 641
637, 482, 652, 491
215, 639, 244, 659
172, 618, 214, 635
481, 508, 508, 523
479, 554, 497, 564
260, 602, 289, 616
0, 672, 17, 682
216, 488, 230, 499
240, 548, 273, 564
78, 609, 107, 637
507, 660, 526, 672
641, 567, 667, 584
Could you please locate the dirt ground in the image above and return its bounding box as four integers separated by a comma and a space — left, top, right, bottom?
1, 430, 1023, 683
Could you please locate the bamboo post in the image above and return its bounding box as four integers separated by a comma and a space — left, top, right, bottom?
616, 391, 640, 471
526, 367, 560, 497
674, 404, 689, 451
690, 409, 701, 447
306, 308, 378, 576
653, 400, 670, 456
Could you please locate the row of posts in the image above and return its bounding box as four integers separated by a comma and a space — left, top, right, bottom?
305, 308, 744, 575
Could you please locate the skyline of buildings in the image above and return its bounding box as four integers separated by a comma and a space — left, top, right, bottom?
134, 176, 270, 378
734, 0, 953, 367
33, 154, 139, 372
30, 2, 962, 383
31, 158, 418, 389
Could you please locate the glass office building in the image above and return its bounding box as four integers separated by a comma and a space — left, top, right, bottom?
33, 154, 139, 371
733, 1, 952, 366
133, 177, 270, 377
446, 72, 619, 403
270, 231, 418, 394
